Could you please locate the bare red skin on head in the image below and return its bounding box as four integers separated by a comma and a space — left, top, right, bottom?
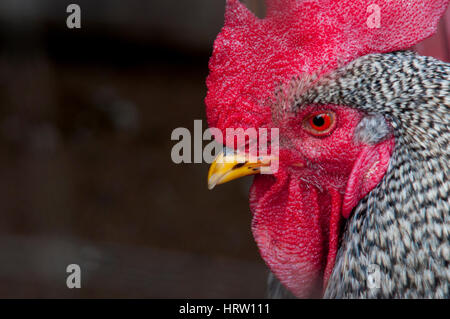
250, 105, 394, 297
206, 0, 448, 134
206, 0, 447, 298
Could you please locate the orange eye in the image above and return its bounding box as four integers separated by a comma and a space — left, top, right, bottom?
304, 111, 335, 136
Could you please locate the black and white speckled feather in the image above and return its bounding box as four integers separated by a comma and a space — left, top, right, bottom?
270, 51, 449, 298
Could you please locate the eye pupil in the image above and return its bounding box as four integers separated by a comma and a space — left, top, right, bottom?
312, 115, 325, 127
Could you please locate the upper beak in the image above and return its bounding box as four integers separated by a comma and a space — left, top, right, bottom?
207, 148, 274, 190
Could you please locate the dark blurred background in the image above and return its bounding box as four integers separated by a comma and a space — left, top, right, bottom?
0, 0, 448, 298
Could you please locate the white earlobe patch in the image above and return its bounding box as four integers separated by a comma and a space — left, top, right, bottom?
354, 114, 391, 145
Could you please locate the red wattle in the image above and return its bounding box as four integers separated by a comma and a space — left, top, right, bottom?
342, 138, 395, 219
248, 137, 394, 298
250, 171, 338, 298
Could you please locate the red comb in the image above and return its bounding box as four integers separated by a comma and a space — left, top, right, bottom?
205, 0, 449, 133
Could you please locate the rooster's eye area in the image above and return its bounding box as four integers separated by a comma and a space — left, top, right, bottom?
304, 111, 335, 136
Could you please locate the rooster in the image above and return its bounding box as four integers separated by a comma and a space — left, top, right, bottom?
206, 0, 449, 298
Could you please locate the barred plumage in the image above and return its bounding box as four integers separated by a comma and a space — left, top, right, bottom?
274, 51, 450, 298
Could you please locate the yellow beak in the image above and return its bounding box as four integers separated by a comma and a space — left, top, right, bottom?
207, 148, 273, 190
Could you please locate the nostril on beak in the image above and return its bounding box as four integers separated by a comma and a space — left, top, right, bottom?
233, 162, 247, 170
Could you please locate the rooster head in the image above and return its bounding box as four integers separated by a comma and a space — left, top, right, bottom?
206, 0, 448, 298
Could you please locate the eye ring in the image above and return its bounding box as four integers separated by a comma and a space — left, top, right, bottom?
304, 111, 336, 136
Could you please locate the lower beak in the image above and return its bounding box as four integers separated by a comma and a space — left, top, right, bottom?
207, 148, 274, 190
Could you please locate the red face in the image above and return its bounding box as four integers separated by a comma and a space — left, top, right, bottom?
249, 104, 394, 297
282, 105, 366, 174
